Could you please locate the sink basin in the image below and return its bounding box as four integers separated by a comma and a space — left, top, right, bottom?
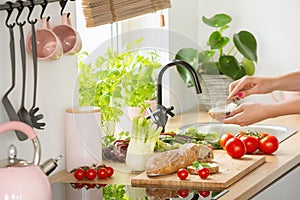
180, 122, 298, 143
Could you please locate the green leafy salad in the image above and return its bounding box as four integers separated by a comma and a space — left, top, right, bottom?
155, 126, 222, 152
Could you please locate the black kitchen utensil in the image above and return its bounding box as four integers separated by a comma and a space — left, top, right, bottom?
2, 1, 28, 141
16, 0, 33, 130
27, 0, 46, 130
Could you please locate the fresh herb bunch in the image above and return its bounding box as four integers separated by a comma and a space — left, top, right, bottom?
78, 51, 124, 125
103, 184, 127, 200
175, 13, 258, 85
121, 39, 161, 111
78, 38, 161, 125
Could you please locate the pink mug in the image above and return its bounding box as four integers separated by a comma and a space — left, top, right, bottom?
27, 18, 63, 60
52, 13, 82, 55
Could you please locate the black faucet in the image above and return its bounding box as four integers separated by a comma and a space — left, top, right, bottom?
147, 60, 202, 132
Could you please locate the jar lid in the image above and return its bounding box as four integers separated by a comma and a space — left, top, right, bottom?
66, 106, 101, 114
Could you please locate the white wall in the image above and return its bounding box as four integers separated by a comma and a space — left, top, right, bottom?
0, 2, 78, 172
169, 0, 300, 110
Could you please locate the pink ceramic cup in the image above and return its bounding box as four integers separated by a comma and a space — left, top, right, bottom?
52, 13, 82, 55
27, 18, 63, 60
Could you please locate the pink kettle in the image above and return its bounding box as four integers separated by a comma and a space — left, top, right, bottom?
0, 121, 52, 200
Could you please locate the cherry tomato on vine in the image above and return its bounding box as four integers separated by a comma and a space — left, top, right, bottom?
74, 168, 85, 180
177, 190, 189, 198
97, 167, 108, 179
85, 168, 97, 180
259, 132, 269, 139
225, 137, 246, 158
177, 168, 189, 180
236, 131, 247, 138
72, 183, 85, 189
198, 167, 210, 179
105, 166, 114, 177
240, 135, 259, 154
198, 190, 210, 198
219, 133, 234, 148
259, 135, 279, 154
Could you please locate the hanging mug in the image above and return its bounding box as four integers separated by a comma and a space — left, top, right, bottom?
27, 17, 63, 60
53, 13, 82, 55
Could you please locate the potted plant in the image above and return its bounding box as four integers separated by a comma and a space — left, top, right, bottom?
120, 45, 161, 120
175, 13, 258, 108
78, 50, 124, 136
78, 38, 162, 135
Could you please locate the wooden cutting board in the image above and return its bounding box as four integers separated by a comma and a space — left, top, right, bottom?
131, 150, 266, 190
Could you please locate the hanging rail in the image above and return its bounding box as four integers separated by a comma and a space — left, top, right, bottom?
0, 0, 74, 12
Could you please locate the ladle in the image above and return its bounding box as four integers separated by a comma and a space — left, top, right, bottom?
16, 0, 33, 130
2, 2, 27, 141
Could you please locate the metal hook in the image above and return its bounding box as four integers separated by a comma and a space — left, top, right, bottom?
27, 0, 37, 24
40, 0, 50, 21
5, 1, 15, 28
16, 0, 26, 26
59, 0, 69, 16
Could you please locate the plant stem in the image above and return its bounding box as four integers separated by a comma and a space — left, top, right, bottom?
227, 46, 235, 55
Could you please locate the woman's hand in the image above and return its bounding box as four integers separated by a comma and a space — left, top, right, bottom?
227, 76, 275, 100
222, 102, 274, 126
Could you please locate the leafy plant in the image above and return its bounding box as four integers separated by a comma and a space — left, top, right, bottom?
103, 184, 127, 200
175, 13, 258, 86
78, 38, 162, 125
78, 50, 124, 125
120, 42, 161, 111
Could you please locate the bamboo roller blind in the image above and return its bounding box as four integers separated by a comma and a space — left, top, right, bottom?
81, 0, 171, 27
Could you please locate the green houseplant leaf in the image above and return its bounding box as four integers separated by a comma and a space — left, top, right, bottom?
241, 57, 255, 75
233, 31, 258, 62
175, 13, 258, 83
219, 55, 246, 80
208, 31, 230, 49
175, 48, 199, 87
202, 13, 232, 28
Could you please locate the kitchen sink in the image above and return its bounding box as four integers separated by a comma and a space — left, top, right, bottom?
180, 122, 298, 143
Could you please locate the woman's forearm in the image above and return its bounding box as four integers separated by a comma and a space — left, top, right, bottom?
266, 96, 300, 118
272, 71, 300, 91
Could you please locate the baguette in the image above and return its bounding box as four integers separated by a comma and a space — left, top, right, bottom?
145, 143, 213, 177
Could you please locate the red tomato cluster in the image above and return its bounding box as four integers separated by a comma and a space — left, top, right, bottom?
177, 190, 211, 198
70, 183, 107, 190
72, 164, 114, 181
177, 167, 210, 180
220, 132, 279, 158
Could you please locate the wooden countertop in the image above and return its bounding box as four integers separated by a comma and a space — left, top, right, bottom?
49, 105, 300, 199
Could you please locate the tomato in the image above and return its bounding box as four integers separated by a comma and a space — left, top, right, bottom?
219, 133, 234, 148
85, 168, 97, 180
198, 167, 210, 179
177, 168, 189, 180
74, 168, 85, 180
236, 131, 247, 138
240, 135, 259, 154
225, 137, 246, 158
97, 167, 108, 179
259, 132, 269, 139
259, 135, 279, 154
71, 183, 85, 189
177, 190, 189, 198
105, 166, 114, 177
198, 190, 210, 198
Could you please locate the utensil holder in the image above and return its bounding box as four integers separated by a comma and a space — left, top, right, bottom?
65, 106, 102, 171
